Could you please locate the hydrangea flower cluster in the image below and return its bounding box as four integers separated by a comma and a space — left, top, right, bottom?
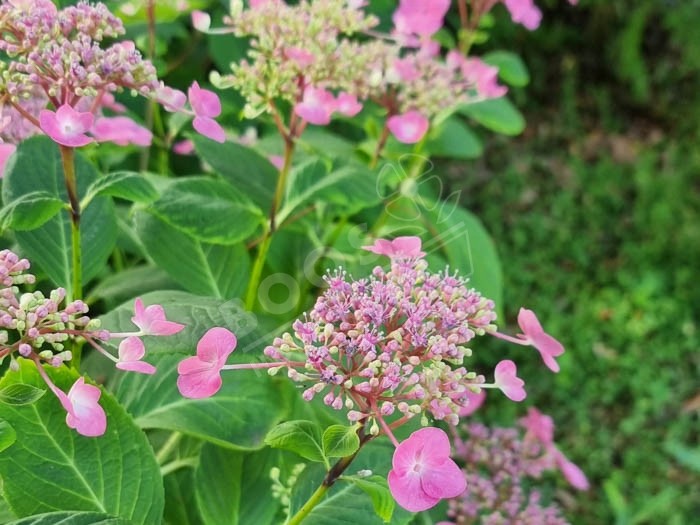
442, 413, 587, 524
198, 0, 507, 144
0, 249, 184, 437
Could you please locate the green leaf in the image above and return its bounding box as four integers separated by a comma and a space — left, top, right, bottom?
82, 171, 158, 207
88, 265, 178, 308
483, 50, 530, 87
664, 440, 700, 473
7, 511, 132, 525
0, 384, 46, 406
135, 212, 250, 299
265, 420, 326, 463
192, 136, 278, 210
426, 117, 483, 160
322, 425, 360, 459
195, 443, 242, 525
149, 177, 264, 245
0, 360, 163, 523
459, 97, 526, 136
343, 476, 395, 523
0, 419, 17, 453
1, 136, 117, 293
0, 192, 64, 231
277, 160, 381, 224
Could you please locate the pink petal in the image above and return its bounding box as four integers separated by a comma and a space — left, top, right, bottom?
519, 407, 554, 445
196, 327, 237, 364
392, 0, 450, 37
173, 139, 195, 155
494, 359, 527, 402
176, 356, 223, 398
391, 236, 425, 257
458, 388, 486, 417
335, 92, 362, 117
191, 10, 211, 32
116, 360, 157, 375
420, 457, 466, 499
157, 85, 187, 112
387, 111, 429, 144
193, 116, 226, 143
0, 143, 16, 178
118, 336, 146, 362
503, 0, 542, 30
392, 427, 451, 474
294, 86, 336, 125
387, 470, 440, 512
39, 105, 94, 148
518, 307, 544, 336
92, 116, 152, 147
66, 378, 106, 437
188, 81, 221, 118
555, 450, 590, 490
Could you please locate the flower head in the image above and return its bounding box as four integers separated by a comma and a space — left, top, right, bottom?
493, 360, 527, 402
177, 327, 237, 398
388, 427, 466, 511
131, 298, 185, 336
116, 336, 156, 375
517, 308, 565, 372
39, 105, 94, 147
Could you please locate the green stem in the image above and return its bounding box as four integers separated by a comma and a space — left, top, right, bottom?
244, 139, 295, 310
369, 123, 390, 169
286, 429, 370, 525
160, 457, 198, 477
156, 431, 183, 465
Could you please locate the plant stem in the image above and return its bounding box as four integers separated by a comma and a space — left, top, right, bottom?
245, 139, 295, 310
156, 431, 184, 464
286, 428, 370, 525
369, 123, 390, 169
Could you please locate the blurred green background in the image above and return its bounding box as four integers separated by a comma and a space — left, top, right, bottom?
447, 0, 700, 523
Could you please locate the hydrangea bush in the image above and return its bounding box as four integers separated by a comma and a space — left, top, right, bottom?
0, 0, 586, 523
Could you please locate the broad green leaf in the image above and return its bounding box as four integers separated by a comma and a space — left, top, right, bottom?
7, 511, 132, 525
88, 265, 178, 308
322, 425, 360, 459
0, 192, 65, 231
265, 420, 326, 463
164, 466, 203, 525
422, 203, 503, 310
1, 136, 117, 293
0, 360, 163, 523
483, 50, 530, 87
0, 419, 17, 453
192, 136, 278, 210
82, 171, 158, 207
459, 97, 526, 136
0, 494, 15, 522
426, 117, 483, 160
343, 475, 395, 523
135, 212, 250, 299
277, 160, 381, 224
195, 443, 243, 525
149, 177, 264, 245
0, 384, 46, 406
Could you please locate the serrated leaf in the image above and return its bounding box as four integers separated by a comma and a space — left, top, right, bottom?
7, 511, 132, 525
135, 211, 250, 299
459, 97, 526, 136
344, 476, 395, 523
0, 192, 64, 231
1, 136, 116, 294
483, 50, 530, 87
265, 420, 326, 463
82, 171, 158, 206
322, 425, 360, 459
149, 177, 264, 245
0, 383, 46, 406
192, 136, 278, 210
0, 360, 163, 523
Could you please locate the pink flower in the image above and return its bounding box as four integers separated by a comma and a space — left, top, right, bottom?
392, 0, 450, 37
39, 105, 94, 147
493, 360, 527, 402
335, 92, 362, 117
173, 139, 195, 155
553, 449, 590, 490
503, 0, 543, 31
56, 377, 107, 437
189, 81, 225, 143
177, 327, 237, 398
387, 111, 429, 144
388, 427, 466, 511
0, 143, 16, 178
517, 308, 565, 372
131, 297, 185, 336
91, 116, 153, 147
458, 388, 486, 417
459, 57, 508, 99
362, 236, 426, 259
294, 86, 337, 125
116, 336, 156, 375
268, 155, 285, 170
157, 85, 187, 112
519, 406, 554, 445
